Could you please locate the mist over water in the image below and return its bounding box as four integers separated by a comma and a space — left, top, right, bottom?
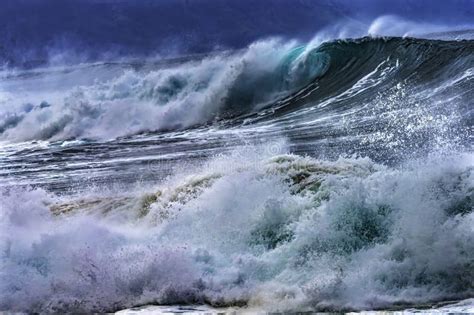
0, 1, 473, 313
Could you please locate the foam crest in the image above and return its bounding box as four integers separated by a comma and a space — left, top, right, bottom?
368, 15, 474, 38
0, 39, 330, 142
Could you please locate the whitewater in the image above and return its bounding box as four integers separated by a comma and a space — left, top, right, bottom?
0, 20, 473, 313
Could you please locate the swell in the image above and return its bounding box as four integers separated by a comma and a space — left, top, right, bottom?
0, 36, 472, 142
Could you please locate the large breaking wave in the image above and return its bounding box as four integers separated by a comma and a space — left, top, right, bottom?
0, 39, 329, 141
0, 36, 472, 142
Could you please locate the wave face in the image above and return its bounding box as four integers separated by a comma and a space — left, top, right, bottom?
0, 37, 472, 144
0, 34, 473, 313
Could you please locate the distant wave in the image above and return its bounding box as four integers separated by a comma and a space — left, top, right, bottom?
0, 36, 472, 143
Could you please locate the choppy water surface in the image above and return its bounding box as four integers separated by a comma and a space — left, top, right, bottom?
0, 34, 473, 312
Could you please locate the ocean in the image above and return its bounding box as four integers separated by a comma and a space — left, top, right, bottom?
0, 32, 473, 312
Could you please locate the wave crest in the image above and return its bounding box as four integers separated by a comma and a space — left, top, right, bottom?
2, 36, 471, 142
0, 39, 330, 142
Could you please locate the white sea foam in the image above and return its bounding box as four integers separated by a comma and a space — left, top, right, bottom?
1, 145, 472, 312
0, 39, 332, 142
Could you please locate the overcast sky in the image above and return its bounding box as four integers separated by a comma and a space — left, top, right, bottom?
1, 0, 473, 66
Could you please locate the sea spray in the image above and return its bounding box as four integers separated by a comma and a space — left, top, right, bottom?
1, 146, 472, 312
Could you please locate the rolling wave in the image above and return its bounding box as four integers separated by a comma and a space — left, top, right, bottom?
0, 36, 472, 143
0, 40, 329, 141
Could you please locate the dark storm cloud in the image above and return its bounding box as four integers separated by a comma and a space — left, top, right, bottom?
1, 0, 472, 67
